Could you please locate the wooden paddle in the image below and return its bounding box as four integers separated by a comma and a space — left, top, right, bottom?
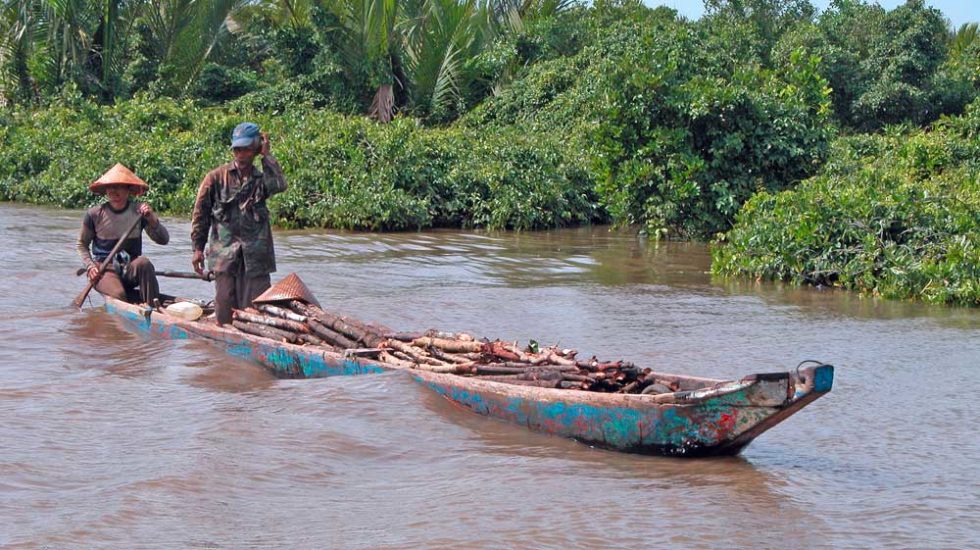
71, 215, 144, 308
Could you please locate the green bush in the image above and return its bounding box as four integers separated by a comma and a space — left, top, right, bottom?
472, 6, 832, 238
191, 63, 259, 103
0, 97, 599, 231
712, 101, 980, 306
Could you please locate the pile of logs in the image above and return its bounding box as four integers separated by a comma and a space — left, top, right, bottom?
228, 300, 678, 395
230, 300, 388, 350
377, 332, 679, 395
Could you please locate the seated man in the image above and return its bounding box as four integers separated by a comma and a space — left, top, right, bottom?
76, 163, 169, 304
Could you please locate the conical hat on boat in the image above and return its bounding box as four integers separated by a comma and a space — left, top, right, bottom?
90, 163, 150, 196
253, 273, 321, 308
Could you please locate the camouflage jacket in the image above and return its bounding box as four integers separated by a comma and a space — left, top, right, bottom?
191, 156, 287, 276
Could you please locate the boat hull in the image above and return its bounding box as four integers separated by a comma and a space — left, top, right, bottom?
104, 298, 391, 378
104, 297, 834, 457
412, 365, 833, 457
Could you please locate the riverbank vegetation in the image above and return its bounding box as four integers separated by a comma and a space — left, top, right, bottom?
0, 0, 977, 303
713, 101, 980, 306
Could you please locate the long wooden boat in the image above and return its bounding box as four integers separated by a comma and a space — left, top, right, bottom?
104, 297, 392, 378
103, 295, 833, 457
410, 363, 833, 457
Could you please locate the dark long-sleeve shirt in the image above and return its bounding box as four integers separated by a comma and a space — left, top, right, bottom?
76, 201, 169, 268
190, 155, 287, 276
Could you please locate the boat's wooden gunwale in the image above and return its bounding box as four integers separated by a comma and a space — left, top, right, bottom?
104, 298, 736, 391
411, 370, 756, 407
103, 296, 834, 456
411, 364, 834, 456
104, 297, 393, 378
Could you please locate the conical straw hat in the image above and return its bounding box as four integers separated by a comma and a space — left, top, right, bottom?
90, 163, 150, 196
253, 273, 322, 308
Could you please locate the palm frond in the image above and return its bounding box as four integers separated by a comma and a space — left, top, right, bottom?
949, 22, 979, 58
149, 0, 249, 93
402, 0, 485, 117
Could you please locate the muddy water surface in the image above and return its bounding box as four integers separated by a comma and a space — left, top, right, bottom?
1, 203, 978, 548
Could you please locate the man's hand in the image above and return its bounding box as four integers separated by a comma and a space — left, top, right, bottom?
87, 263, 101, 281
137, 202, 159, 226
192, 250, 205, 275
259, 132, 270, 157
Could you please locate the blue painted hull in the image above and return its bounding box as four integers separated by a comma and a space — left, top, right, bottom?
104, 297, 833, 457
104, 298, 391, 378
412, 365, 834, 457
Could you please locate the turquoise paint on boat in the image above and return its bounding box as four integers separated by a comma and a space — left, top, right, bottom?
412, 364, 833, 457
102, 297, 833, 457
814, 365, 834, 392
227, 344, 254, 361
104, 297, 396, 380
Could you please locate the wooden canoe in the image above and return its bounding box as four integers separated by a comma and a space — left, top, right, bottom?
104, 297, 392, 378
104, 296, 833, 457
410, 363, 833, 457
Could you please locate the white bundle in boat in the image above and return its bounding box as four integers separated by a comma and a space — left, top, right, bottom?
165, 301, 203, 321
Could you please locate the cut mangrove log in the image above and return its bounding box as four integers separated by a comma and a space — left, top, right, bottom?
308, 319, 358, 349
560, 373, 596, 383
426, 347, 472, 365
344, 348, 383, 358
384, 332, 425, 342
383, 339, 446, 366
232, 320, 298, 343
411, 336, 483, 354
233, 309, 310, 334
297, 333, 331, 348
390, 350, 417, 364
425, 329, 475, 342
255, 303, 308, 323
542, 351, 577, 366
409, 363, 475, 374
473, 364, 532, 376
619, 381, 640, 394
517, 369, 563, 382
292, 301, 384, 346
377, 351, 417, 369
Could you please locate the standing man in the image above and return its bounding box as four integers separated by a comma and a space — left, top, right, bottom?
191, 122, 288, 325
77, 163, 169, 304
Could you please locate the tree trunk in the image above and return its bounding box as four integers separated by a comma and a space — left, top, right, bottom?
368, 83, 394, 123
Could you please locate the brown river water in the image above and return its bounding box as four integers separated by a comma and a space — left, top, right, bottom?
1, 202, 978, 548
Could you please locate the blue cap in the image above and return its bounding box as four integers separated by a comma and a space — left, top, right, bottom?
231, 122, 260, 148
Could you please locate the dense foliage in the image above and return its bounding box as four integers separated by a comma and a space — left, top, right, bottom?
0, 95, 598, 230
1, 0, 978, 304
0, 0, 569, 122
712, 99, 980, 306
470, 4, 833, 237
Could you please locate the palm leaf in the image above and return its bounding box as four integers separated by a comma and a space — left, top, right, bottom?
949, 22, 979, 58
142, 0, 248, 93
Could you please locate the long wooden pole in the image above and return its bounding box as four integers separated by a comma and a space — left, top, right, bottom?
157, 270, 214, 281
76, 267, 213, 281
71, 215, 144, 308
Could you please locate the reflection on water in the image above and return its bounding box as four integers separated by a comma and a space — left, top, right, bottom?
1, 203, 978, 548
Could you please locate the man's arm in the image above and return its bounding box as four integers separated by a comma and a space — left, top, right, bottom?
139, 203, 169, 245
259, 133, 287, 196
261, 154, 287, 196
76, 213, 97, 268
190, 174, 213, 252
190, 174, 214, 274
